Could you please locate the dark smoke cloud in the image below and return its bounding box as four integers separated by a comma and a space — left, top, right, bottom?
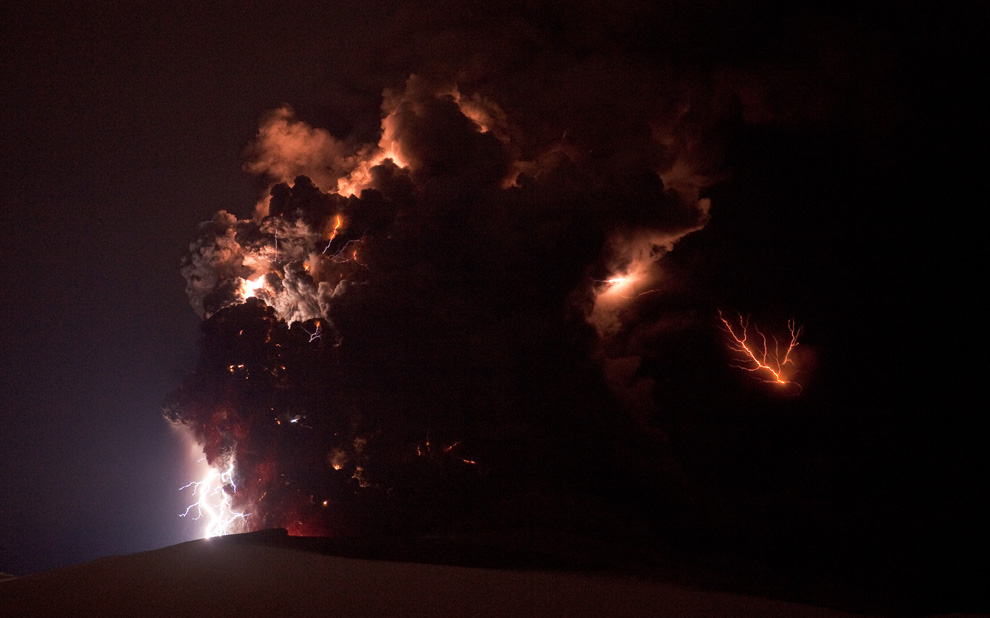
165, 1, 859, 536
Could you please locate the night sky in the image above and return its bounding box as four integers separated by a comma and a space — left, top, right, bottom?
0, 0, 984, 612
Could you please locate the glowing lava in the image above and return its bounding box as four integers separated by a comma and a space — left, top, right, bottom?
180, 459, 250, 537
718, 310, 802, 390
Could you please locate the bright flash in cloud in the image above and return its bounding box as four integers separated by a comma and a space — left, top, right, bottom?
239, 276, 267, 301
587, 258, 664, 336
601, 273, 659, 300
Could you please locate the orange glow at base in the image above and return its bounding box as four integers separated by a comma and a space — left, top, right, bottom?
718, 310, 802, 390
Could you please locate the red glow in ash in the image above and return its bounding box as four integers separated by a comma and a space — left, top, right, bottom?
718, 310, 802, 391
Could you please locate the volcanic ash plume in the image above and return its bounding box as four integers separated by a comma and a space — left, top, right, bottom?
165, 76, 714, 537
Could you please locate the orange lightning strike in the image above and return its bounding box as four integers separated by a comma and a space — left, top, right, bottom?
322, 215, 343, 254
718, 310, 802, 390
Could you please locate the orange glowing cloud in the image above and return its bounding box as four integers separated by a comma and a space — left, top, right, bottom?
244, 106, 365, 214
587, 221, 709, 338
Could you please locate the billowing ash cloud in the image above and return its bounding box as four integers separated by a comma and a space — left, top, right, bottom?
243, 106, 364, 195
166, 72, 721, 536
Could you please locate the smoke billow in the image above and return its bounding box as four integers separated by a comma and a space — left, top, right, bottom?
165, 65, 723, 535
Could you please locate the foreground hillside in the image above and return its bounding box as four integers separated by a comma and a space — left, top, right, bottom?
1, 530, 874, 618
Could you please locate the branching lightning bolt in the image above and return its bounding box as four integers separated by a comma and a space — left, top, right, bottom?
302, 321, 322, 343
180, 459, 250, 537
718, 309, 802, 391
